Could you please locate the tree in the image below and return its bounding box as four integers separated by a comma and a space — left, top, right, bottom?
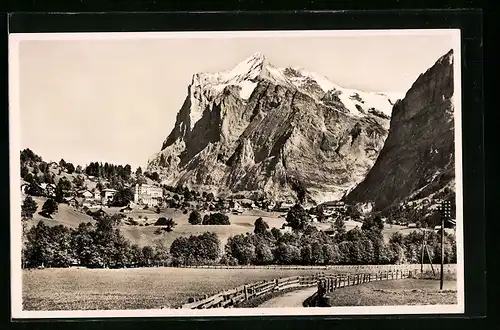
111, 187, 134, 207
188, 210, 202, 225
20, 148, 42, 165
27, 182, 43, 196
21, 165, 29, 179
136, 167, 142, 177
75, 165, 82, 174
57, 177, 72, 196
65, 163, 75, 174
254, 217, 269, 235
202, 213, 230, 225
285, 204, 310, 231
21, 196, 38, 219
73, 175, 85, 190
124, 165, 132, 180
41, 198, 58, 218
224, 234, 256, 265
59, 159, 67, 168
270, 227, 282, 241
170, 232, 220, 266
155, 217, 177, 231
334, 217, 346, 240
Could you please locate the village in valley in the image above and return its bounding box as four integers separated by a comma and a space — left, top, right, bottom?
20, 148, 355, 227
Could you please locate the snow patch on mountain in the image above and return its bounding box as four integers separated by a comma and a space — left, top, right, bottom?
280, 66, 396, 118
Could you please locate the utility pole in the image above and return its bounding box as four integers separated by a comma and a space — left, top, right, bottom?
420, 229, 426, 273
440, 200, 452, 290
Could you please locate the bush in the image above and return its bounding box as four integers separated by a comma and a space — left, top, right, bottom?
154, 217, 177, 232
188, 210, 202, 225
40, 198, 58, 218
21, 196, 38, 219
254, 217, 269, 235
202, 213, 230, 225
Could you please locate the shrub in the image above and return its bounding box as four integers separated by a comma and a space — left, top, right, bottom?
188, 210, 202, 225
202, 212, 230, 225
21, 196, 38, 219
40, 198, 58, 218
154, 217, 177, 232
254, 217, 269, 235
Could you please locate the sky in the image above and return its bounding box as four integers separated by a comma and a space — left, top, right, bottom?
14, 31, 457, 169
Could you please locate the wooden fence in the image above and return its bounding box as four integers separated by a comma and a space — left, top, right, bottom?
179, 263, 455, 272
178, 264, 456, 309
179, 274, 323, 309
317, 268, 415, 296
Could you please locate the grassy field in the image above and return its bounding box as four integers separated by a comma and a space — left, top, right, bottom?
324, 279, 457, 306
23, 267, 330, 311
30, 197, 94, 229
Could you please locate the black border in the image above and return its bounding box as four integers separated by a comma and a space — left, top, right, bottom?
3, 9, 486, 329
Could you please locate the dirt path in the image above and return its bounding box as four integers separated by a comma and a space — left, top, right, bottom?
257, 287, 318, 308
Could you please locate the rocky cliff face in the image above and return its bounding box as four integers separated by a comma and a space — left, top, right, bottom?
147, 53, 400, 202
345, 49, 455, 212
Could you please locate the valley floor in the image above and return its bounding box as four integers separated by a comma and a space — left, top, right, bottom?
22, 267, 329, 310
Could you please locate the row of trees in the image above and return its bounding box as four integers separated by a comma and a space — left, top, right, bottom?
21, 214, 456, 269
219, 215, 456, 266
84, 162, 133, 181
22, 218, 171, 269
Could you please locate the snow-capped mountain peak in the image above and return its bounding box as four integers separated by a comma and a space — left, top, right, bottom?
188, 53, 397, 130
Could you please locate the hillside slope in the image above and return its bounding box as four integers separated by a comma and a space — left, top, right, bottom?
345, 49, 456, 212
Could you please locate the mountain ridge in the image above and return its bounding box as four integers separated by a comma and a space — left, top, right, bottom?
148, 52, 400, 202
344, 49, 455, 213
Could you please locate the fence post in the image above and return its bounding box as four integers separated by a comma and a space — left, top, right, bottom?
347, 275, 350, 286
244, 285, 248, 301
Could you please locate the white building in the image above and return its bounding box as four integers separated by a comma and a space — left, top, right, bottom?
134, 184, 163, 207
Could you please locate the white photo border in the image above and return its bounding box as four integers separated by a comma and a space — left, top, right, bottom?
9, 28, 464, 319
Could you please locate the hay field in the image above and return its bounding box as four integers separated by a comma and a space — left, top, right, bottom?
22, 267, 327, 311
324, 278, 457, 306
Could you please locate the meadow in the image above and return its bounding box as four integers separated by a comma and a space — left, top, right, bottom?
22, 267, 329, 310
323, 278, 457, 306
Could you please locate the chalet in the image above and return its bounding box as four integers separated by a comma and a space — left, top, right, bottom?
48, 162, 58, 170
408, 223, 417, 228
320, 200, 346, 215
40, 183, 56, 197
79, 190, 94, 199
434, 225, 442, 231
102, 188, 117, 204
276, 201, 295, 212
120, 205, 133, 213
65, 196, 83, 207
266, 201, 277, 211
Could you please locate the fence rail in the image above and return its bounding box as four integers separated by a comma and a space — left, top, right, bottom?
179, 264, 455, 271
179, 274, 323, 309
177, 264, 457, 309
318, 268, 414, 296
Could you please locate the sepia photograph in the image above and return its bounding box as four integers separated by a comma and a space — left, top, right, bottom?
9, 29, 463, 318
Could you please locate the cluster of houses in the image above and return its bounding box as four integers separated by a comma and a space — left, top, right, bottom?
62, 188, 119, 208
